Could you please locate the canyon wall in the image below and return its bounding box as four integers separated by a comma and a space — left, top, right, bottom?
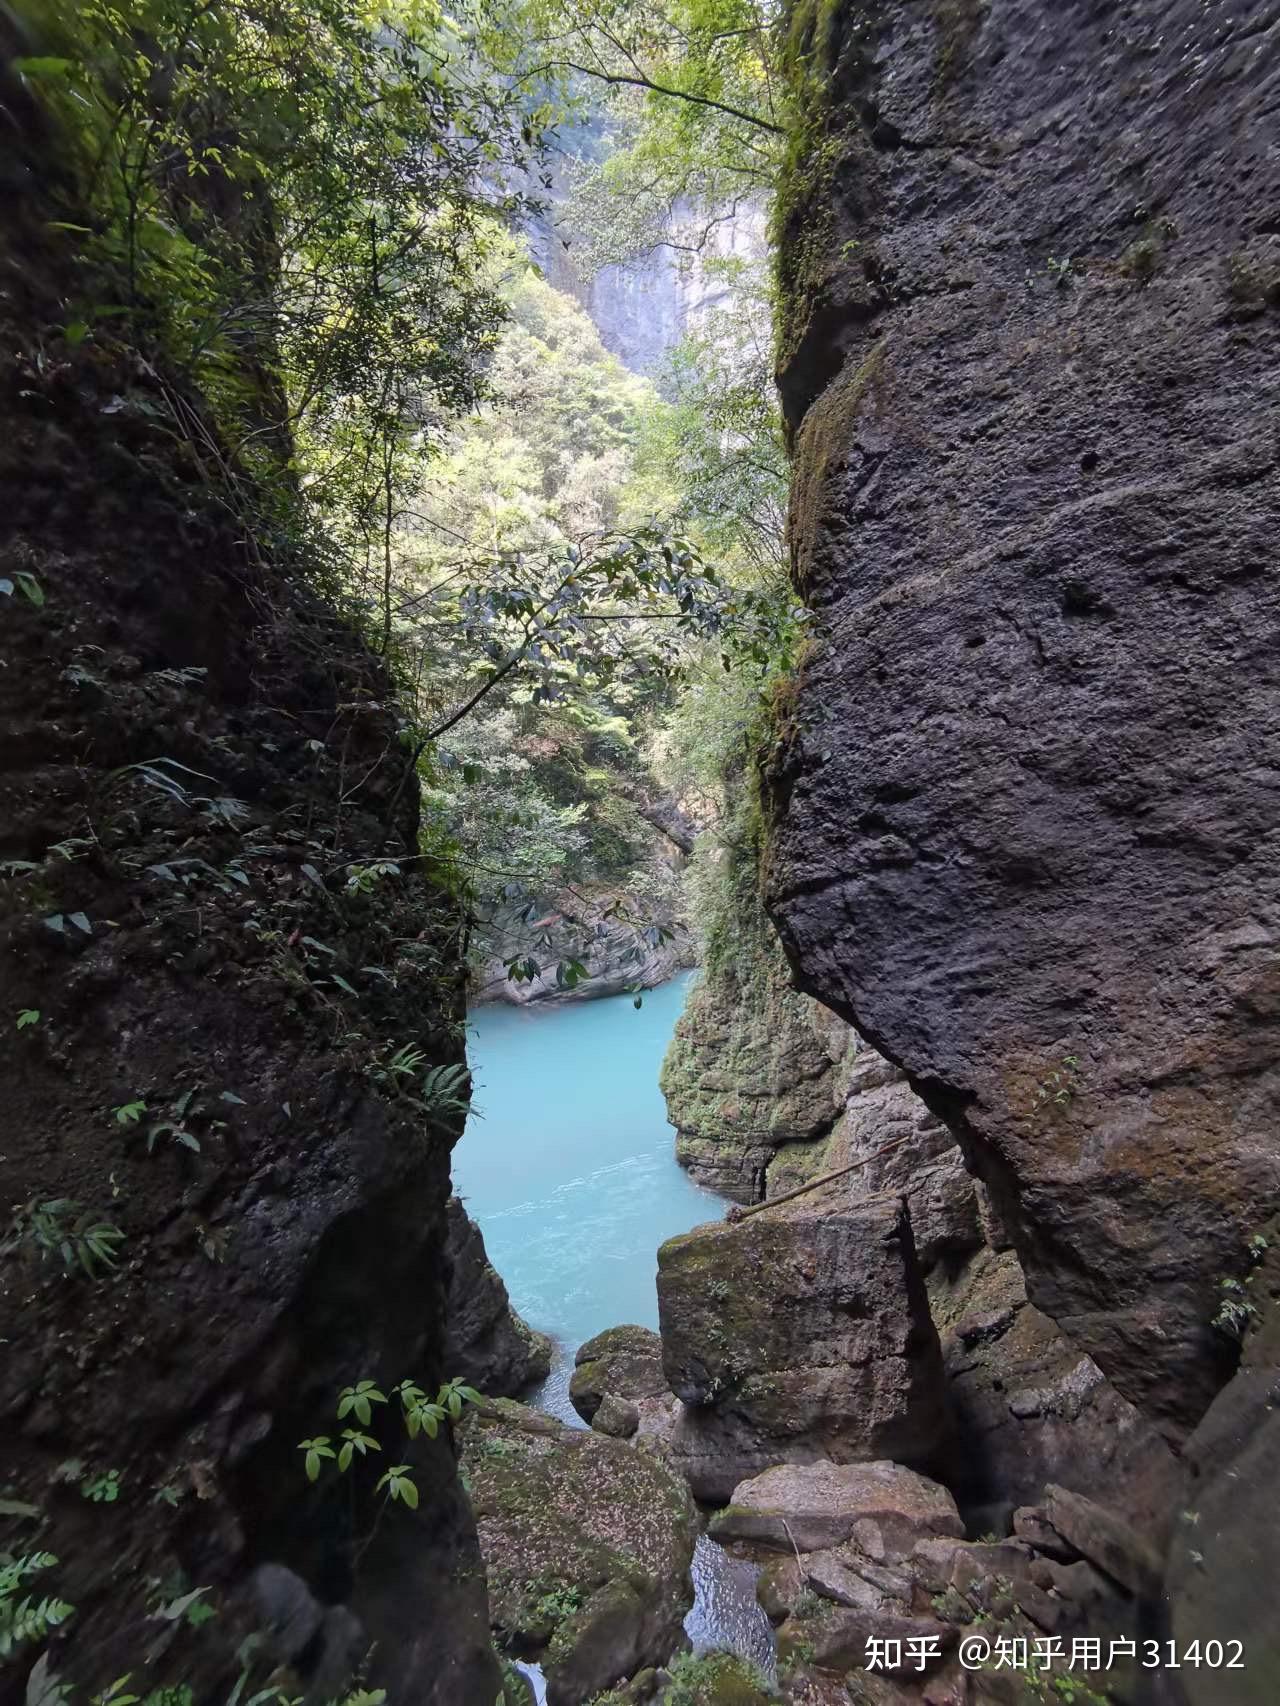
765, 0, 1280, 1441
0, 57, 498, 1705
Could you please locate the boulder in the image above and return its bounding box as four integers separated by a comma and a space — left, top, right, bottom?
656, 1198, 948, 1499
764, 0, 1280, 1436
709, 1462, 963, 1558
592, 1393, 640, 1439
460, 1399, 696, 1706
570, 1324, 668, 1423
443, 1198, 552, 1396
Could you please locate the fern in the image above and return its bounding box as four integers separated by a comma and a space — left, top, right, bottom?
0, 1552, 74, 1659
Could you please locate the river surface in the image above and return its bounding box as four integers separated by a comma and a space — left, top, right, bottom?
454, 973, 774, 1683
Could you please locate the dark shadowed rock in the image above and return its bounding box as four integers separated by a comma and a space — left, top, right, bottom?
656, 1198, 948, 1499
1161, 1240, 1280, 1706
766, 0, 1280, 1436
444, 1198, 552, 1396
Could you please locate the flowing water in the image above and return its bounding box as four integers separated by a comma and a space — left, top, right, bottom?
454, 974, 775, 1684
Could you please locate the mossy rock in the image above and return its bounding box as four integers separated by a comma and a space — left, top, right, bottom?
460, 1403, 697, 1704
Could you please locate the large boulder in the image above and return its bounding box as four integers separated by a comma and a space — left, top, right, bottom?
460, 1399, 697, 1706
709, 1461, 963, 1556
656, 1198, 948, 1499
765, 0, 1280, 1436
443, 1198, 552, 1396
569, 1324, 668, 1425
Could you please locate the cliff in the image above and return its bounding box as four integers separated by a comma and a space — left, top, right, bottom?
0, 55, 499, 1706
765, 0, 1280, 1444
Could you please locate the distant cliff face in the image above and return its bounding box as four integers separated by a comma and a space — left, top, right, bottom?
534, 197, 766, 377
766, 0, 1280, 1439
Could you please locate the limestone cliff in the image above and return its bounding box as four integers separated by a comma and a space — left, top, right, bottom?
765, 0, 1280, 1443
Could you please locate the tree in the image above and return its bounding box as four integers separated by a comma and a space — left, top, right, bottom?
480, 0, 783, 269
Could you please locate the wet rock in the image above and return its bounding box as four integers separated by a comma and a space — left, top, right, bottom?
444, 1198, 552, 1397
570, 1324, 668, 1424
657, 1199, 948, 1499
460, 1399, 696, 1706
765, 0, 1280, 1437
710, 1461, 963, 1557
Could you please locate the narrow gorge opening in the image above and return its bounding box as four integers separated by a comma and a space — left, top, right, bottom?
3, 3, 1279, 1706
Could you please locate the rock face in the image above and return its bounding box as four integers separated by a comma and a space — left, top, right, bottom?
460, 1399, 697, 1706
660, 900, 855, 1201
766, 0, 1280, 1436
656, 1198, 948, 1500
1159, 1232, 1280, 1706
0, 68, 495, 1704
444, 1197, 552, 1396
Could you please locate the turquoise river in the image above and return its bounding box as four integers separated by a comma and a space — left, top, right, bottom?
454, 972, 774, 1689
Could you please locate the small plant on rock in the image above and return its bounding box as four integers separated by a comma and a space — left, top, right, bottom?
3, 1199, 125, 1278
0, 1552, 73, 1660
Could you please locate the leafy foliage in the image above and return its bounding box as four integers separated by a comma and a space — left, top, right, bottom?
0, 1553, 73, 1661
3, 1199, 125, 1279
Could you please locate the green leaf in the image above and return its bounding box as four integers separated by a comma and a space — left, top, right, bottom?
68, 911, 91, 935
114, 1101, 146, 1125
16, 1008, 39, 1030
13, 56, 75, 77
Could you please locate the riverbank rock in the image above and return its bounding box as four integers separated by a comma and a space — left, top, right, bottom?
710, 1461, 963, 1556
656, 1198, 948, 1500
460, 1398, 697, 1705
570, 1324, 669, 1426
660, 898, 856, 1200
765, 0, 1280, 1438
444, 1198, 553, 1396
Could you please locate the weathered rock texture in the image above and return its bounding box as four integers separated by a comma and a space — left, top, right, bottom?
0, 62, 496, 1706
569, 1324, 669, 1427
656, 1198, 948, 1500
460, 1399, 697, 1706
661, 899, 855, 1201
1158, 1229, 1280, 1706
444, 1197, 552, 1396
766, 0, 1280, 1437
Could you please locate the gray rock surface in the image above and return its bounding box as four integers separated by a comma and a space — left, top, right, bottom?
710, 1460, 964, 1555
443, 1197, 552, 1396
766, 0, 1280, 1436
656, 1198, 948, 1499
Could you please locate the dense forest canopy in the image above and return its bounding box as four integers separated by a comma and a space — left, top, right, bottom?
7, 0, 796, 988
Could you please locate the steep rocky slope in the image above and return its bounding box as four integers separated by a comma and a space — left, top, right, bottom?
765, 0, 1280, 1441
0, 56, 499, 1706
